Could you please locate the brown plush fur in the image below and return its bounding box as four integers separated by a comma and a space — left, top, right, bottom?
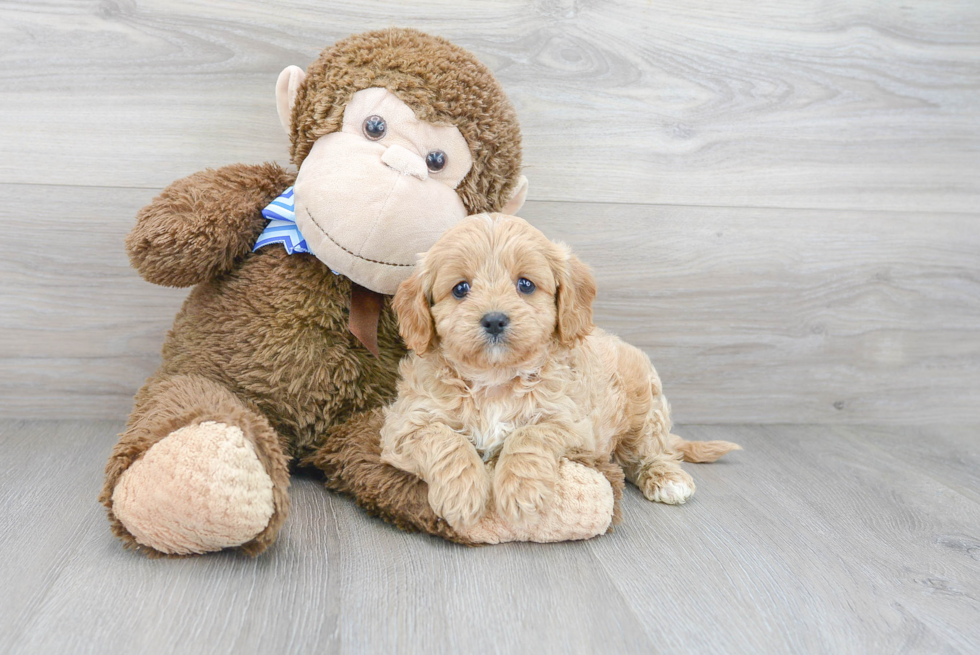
124, 162, 407, 458
302, 408, 469, 544
291, 28, 523, 215
126, 163, 296, 288
101, 29, 542, 556
102, 163, 408, 555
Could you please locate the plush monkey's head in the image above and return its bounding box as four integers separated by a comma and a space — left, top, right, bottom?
276, 29, 527, 295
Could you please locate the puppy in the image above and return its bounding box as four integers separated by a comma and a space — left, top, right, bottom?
380, 214, 740, 529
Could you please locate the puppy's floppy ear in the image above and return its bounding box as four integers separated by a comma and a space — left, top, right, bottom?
393, 268, 436, 354
553, 244, 597, 345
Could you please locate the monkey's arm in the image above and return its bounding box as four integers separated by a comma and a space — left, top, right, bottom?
126, 162, 296, 287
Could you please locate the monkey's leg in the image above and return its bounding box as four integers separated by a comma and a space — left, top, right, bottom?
305, 409, 620, 544
304, 409, 466, 543
100, 375, 290, 557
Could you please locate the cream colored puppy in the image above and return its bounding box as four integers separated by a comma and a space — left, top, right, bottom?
380, 214, 740, 529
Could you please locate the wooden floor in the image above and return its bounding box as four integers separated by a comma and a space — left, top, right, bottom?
2, 420, 978, 654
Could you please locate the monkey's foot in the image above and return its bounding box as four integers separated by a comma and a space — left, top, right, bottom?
111, 421, 275, 555
456, 459, 614, 544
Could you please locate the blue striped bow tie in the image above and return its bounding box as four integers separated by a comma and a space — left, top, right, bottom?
254, 186, 310, 254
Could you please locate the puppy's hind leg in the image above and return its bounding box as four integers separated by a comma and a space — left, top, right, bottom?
615, 410, 697, 505
625, 452, 696, 505
613, 343, 741, 504
620, 429, 742, 505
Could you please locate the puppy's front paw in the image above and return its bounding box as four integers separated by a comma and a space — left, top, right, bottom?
639, 467, 695, 505
494, 452, 558, 525
426, 451, 491, 529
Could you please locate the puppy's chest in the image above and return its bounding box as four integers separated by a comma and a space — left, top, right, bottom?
457, 389, 540, 461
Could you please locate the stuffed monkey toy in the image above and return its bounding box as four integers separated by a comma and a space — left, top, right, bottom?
100, 29, 621, 556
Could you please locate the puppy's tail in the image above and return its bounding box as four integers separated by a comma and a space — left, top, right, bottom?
669, 434, 742, 463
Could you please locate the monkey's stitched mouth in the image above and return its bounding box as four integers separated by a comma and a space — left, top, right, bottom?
302, 207, 414, 268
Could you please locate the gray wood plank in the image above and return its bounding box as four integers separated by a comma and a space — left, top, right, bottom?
323, 500, 655, 655
587, 424, 980, 654
526, 202, 980, 425
2, 420, 980, 654
839, 424, 980, 505
2, 184, 978, 424
1, 1, 978, 211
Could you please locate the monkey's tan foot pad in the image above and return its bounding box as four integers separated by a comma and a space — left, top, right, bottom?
456, 459, 614, 544
111, 421, 275, 555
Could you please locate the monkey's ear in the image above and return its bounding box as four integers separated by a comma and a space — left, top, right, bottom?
276, 65, 307, 135
393, 269, 436, 354
553, 245, 597, 346
501, 175, 529, 215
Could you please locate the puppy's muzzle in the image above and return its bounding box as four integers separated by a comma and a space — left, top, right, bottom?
480, 312, 510, 339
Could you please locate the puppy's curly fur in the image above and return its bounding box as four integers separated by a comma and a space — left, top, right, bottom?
380, 215, 741, 529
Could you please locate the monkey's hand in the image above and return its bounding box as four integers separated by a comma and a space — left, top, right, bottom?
126, 162, 295, 287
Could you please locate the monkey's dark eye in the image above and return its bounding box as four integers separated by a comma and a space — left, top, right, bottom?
452, 281, 470, 300
363, 115, 387, 140
426, 150, 447, 172
517, 278, 536, 295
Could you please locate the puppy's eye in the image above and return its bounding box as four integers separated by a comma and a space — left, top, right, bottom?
517, 278, 536, 295
452, 281, 470, 299
363, 115, 387, 140
426, 150, 447, 172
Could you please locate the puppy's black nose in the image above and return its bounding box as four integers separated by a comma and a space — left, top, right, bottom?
480, 312, 510, 337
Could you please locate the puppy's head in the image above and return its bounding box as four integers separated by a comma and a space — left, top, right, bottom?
393, 214, 596, 371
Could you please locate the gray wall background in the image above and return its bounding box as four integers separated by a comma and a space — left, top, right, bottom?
1, 0, 978, 424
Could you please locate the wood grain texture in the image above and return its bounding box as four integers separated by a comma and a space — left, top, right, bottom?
1, 0, 979, 211
854, 424, 980, 506
524, 202, 980, 424
587, 423, 980, 654
2, 184, 977, 423
2, 420, 979, 654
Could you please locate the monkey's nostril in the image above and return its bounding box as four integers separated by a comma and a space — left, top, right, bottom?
480, 312, 510, 337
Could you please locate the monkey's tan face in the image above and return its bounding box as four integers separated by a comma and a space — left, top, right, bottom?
293, 88, 474, 294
